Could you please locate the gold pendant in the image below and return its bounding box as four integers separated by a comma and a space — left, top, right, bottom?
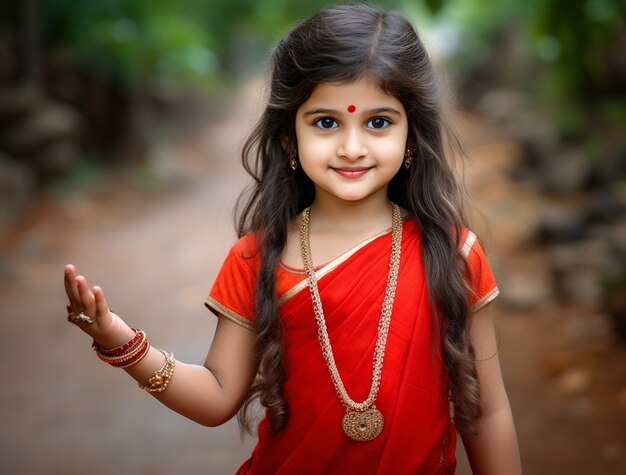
342, 407, 384, 442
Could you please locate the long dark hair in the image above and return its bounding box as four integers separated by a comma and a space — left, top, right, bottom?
236, 4, 480, 435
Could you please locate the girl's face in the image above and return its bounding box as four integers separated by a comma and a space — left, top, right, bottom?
295, 80, 408, 206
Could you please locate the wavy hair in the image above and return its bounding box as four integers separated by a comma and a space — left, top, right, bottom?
236, 4, 480, 435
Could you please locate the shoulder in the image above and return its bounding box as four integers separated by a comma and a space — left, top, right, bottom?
214, 233, 262, 280
402, 221, 482, 257
207, 233, 261, 328
458, 227, 499, 311
458, 227, 491, 274
228, 233, 261, 263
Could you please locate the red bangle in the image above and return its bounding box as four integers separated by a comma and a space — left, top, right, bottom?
96, 336, 146, 364
110, 340, 151, 368
93, 330, 150, 369
94, 331, 146, 362
94, 329, 142, 357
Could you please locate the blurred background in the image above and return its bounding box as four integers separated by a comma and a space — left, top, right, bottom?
0, 0, 625, 473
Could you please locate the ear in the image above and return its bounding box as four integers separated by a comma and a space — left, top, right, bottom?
281, 136, 291, 150
281, 136, 297, 155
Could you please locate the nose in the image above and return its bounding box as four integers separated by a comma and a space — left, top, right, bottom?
337, 128, 367, 161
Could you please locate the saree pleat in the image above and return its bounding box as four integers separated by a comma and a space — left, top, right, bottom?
209, 219, 497, 474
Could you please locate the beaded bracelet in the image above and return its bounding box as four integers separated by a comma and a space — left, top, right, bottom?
138, 350, 176, 394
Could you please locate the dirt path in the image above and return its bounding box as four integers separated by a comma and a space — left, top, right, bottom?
1, 81, 624, 474
454, 114, 626, 475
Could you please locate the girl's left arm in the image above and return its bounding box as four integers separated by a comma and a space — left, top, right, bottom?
461, 306, 522, 475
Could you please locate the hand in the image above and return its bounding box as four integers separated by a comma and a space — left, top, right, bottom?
64, 264, 136, 349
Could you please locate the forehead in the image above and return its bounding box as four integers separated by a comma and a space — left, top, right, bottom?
301, 80, 403, 110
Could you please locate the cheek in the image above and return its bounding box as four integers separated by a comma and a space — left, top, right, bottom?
295, 122, 318, 155
296, 139, 323, 176
298, 150, 326, 178
297, 134, 334, 165
378, 141, 405, 164
387, 128, 409, 164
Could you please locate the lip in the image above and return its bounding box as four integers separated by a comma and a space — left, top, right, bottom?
332, 167, 372, 178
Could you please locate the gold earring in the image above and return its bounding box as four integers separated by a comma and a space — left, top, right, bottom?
289, 150, 298, 171
404, 149, 412, 169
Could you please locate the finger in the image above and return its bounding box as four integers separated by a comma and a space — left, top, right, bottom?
64, 265, 83, 312
63, 265, 72, 297
76, 275, 96, 316
63, 265, 75, 304
93, 286, 111, 320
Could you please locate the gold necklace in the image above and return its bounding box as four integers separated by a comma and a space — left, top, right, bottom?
299, 204, 402, 442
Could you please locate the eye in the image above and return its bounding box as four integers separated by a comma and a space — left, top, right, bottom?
313, 117, 339, 129
367, 117, 391, 129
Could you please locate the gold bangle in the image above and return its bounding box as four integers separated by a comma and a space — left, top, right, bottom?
115, 342, 151, 369
138, 350, 176, 394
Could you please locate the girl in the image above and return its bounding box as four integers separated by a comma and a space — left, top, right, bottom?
64, 4, 521, 474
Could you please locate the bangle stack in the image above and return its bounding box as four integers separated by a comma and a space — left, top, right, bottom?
92, 329, 150, 369
92, 329, 176, 394
138, 350, 176, 393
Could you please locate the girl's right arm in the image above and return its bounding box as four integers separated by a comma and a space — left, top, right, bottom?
64, 265, 257, 427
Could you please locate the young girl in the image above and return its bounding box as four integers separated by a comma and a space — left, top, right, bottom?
64, 4, 521, 474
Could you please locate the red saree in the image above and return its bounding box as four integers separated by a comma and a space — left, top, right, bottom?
205, 218, 498, 474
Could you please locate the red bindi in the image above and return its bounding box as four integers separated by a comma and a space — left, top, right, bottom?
347, 105, 356, 113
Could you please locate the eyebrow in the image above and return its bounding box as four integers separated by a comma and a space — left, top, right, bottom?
303, 107, 403, 117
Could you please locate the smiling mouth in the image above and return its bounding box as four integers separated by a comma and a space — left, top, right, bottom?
332, 167, 372, 178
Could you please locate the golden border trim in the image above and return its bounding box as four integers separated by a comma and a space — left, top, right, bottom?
473, 287, 499, 313
277, 227, 392, 306
278, 225, 394, 275
204, 297, 255, 331
462, 231, 477, 258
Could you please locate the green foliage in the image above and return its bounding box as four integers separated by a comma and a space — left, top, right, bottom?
423, 0, 445, 13
529, 0, 626, 101
429, 0, 533, 74
437, 0, 625, 102
41, 0, 217, 82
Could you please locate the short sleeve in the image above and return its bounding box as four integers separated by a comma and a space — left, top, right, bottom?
204, 234, 259, 330
461, 230, 499, 312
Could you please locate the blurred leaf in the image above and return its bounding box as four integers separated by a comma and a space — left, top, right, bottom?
41, 0, 218, 83
423, 0, 445, 14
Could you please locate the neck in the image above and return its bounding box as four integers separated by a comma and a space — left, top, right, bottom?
309, 191, 393, 235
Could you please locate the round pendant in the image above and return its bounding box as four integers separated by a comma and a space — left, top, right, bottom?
342, 407, 384, 442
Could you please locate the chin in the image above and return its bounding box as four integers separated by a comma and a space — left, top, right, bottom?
334, 193, 374, 202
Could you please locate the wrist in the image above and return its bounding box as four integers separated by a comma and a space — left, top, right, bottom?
93, 329, 150, 368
